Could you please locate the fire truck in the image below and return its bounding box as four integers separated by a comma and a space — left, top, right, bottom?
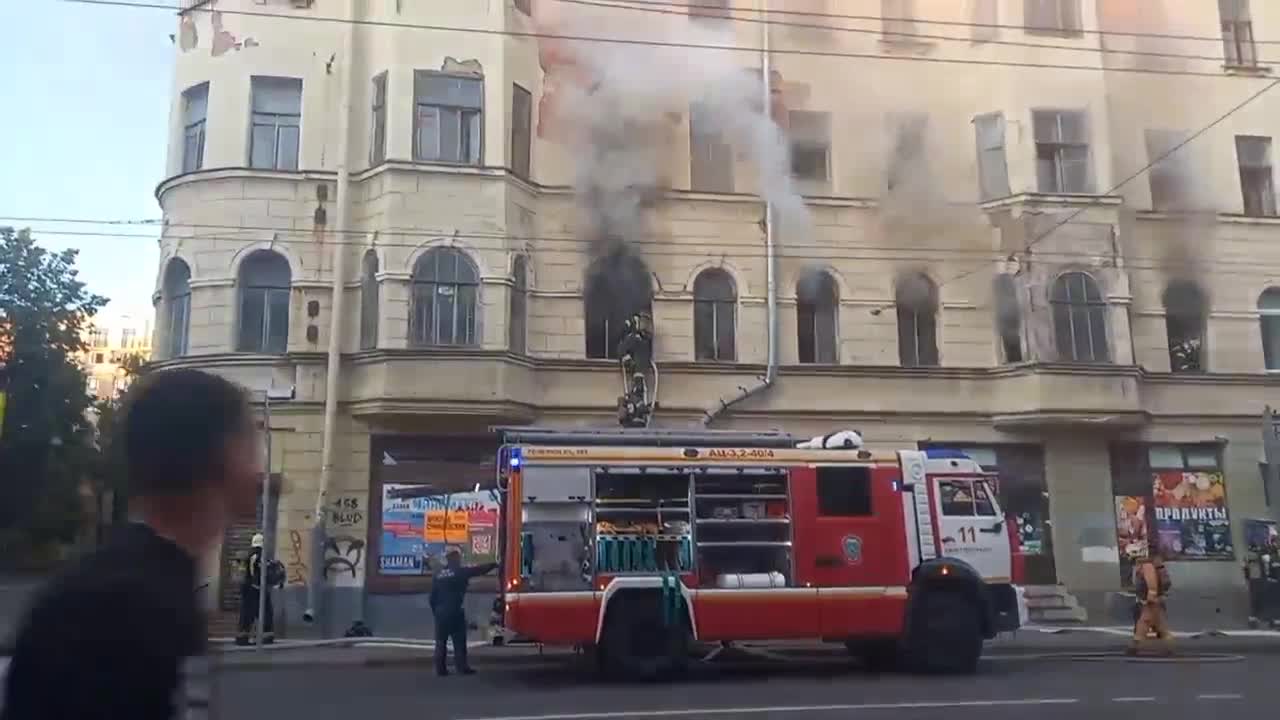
494, 427, 1025, 677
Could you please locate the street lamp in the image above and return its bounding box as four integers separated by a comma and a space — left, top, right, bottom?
252, 384, 295, 650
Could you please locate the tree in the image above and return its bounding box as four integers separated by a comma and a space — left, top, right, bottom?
0, 227, 107, 568
90, 351, 148, 533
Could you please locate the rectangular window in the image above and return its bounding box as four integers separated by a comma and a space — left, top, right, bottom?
511, 83, 533, 180
513, 0, 532, 15
370, 72, 388, 166
939, 479, 977, 516
168, 293, 191, 358
690, 0, 730, 20
974, 113, 1010, 200
120, 328, 136, 349
239, 287, 290, 353
1033, 109, 1092, 194
1236, 135, 1276, 217
182, 83, 208, 173
887, 112, 928, 193
249, 76, 302, 171
1220, 0, 1257, 67
414, 72, 483, 165
1145, 129, 1192, 211
881, 0, 917, 38
689, 103, 734, 193
1024, 0, 1081, 36
789, 110, 831, 183
816, 467, 873, 517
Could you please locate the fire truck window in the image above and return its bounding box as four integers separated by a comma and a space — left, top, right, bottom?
974, 482, 997, 517
816, 467, 873, 516
939, 480, 976, 516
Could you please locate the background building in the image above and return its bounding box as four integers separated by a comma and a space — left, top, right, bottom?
82, 314, 152, 402
152, 0, 1280, 635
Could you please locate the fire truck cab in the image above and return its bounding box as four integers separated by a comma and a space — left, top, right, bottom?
495, 427, 1024, 677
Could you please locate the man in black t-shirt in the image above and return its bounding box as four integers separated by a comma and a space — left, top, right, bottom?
2, 369, 262, 720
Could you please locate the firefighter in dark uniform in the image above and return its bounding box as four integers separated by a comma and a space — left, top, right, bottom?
236, 532, 275, 646
430, 548, 498, 676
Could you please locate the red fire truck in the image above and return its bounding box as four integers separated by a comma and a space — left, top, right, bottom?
494, 427, 1025, 677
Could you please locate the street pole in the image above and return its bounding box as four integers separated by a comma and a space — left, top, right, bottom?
256, 394, 271, 651
1263, 405, 1280, 521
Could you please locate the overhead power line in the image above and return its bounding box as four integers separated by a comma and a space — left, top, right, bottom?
63, 0, 1280, 81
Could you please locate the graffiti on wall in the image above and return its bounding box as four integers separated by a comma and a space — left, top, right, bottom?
331, 495, 364, 528
285, 530, 309, 587
323, 535, 365, 584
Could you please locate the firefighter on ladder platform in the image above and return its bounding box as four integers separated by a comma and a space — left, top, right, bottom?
616, 311, 656, 428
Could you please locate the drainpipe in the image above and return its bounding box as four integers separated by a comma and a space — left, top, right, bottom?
704, 0, 777, 426
305, 6, 356, 628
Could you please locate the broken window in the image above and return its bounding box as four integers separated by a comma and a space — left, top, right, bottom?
584, 255, 653, 359
1024, 0, 1081, 35
1220, 0, 1257, 67
993, 273, 1023, 363
511, 84, 532, 180
360, 250, 379, 350
249, 76, 302, 171
789, 110, 831, 183
1163, 279, 1207, 373
237, 250, 291, 354
974, 113, 1010, 201
1260, 288, 1280, 371
1145, 129, 1192, 211
797, 269, 839, 364
509, 254, 529, 354
370, 72, 387, 166
162, 259, 191, 359
410, 248, 479, 347
694, 269, 737, 362
690, 103, 734, 193
896, 272, 939, 367
1050, 271, 1109, 363
887, 112, 928, 193
414, 72, 483, 165
881, 0, 917, 38
1033, 110, 1092, 194
1236, 135, 1276, 217
181, 83, 208, 174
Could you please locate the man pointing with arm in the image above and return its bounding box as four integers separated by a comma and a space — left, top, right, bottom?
430, 548, 498, 676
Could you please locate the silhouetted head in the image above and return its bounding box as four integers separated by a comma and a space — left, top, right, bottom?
446, 549, 463, 568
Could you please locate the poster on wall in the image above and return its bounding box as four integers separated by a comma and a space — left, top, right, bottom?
1151, 471, 1233, 558
379, 485, 429, 575
422, 490, 501, 570
1115, 495, 1150, 560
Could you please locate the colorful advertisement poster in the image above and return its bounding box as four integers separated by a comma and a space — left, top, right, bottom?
1115, 495, 1150, 560
422, 491, 501, 569
1151, 471, 1233, 559
380, 485, 429, 575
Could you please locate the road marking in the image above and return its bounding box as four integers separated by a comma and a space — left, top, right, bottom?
457, 698, 1081, 720
1111, 697, 1155, 703
1197, 693, 1243, 701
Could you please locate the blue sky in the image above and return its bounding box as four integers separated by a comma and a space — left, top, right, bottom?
1, 1, 174, 321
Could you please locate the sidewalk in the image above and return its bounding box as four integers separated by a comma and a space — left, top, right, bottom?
212, 626, 1280, 670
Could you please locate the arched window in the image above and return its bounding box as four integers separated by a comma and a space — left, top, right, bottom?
1164, 279, 1207, 373
359, 250, 379, 350
693, 268, 737, 361
411, 248, 479, 347
237, 250, 291, 353
509, 255, 528, 354
162, 258, 192, 359
993, 273, 1023, 363
797, 269, 838, 363
1050, 271, 1109, 363
584, 254, 653, 359
1259, 288, 1280, 370
896, 272, 939, 367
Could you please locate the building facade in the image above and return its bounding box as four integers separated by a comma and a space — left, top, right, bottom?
83, 315, 152, 402
153, 0, 1280, 634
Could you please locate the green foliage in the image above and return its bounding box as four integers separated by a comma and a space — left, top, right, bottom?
0, 227, 108, 567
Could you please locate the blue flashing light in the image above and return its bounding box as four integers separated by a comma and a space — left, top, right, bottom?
924, 448, 971, 460
509, 448, 522, 469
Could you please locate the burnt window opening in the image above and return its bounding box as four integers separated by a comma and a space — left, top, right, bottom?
410, 248, 479, 347
1145, 129, 1193, 212
789, 110, 831, 183
886, 112, 928, 193
1258, 287, 1280, 371
1236, 135, 1276, 217
993, 273, 1023, 363
693, 268, 737, 362
797, 269, 839, 364
896, 272, 939, 367
509, 255, 528, 355
1163, 279, 1207, 373
360, 250, 379, 350
237, 250, 291, 354
584, 255, 653, 360
1050, 271, 1109, 363
690, 102, 734, 193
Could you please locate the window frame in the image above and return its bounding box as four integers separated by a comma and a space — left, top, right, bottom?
370, 72, 388, 166
1024, 0, 1082, 37
236, 250, 292, 354
248, 76, 303, 172
797, 270, 839, 364
1236, 135, 1276, 217
1032, 109, 1092, 194
509, 254, 529, 354
584, 258, 654, 360
689, 102, 735, 193
1220, 0, 1257, 67
360, 250, 380, 351
693, 268, 738, 362
181, 82, 209, 174
163, 259, 193, 359
1050, 271, 1110, 363
511, 83, 533, 180
895, 273, 939, 368
410, 248, 480, 348
974, 112, 1010, 201
788, 110, 832, 183
413, 71, 484, 166
1258, 288, 1280, 371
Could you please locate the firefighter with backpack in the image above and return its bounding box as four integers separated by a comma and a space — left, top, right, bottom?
1129, 549, 1174, 655
236, 532, 286, 646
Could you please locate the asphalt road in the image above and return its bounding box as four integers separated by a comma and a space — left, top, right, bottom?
217, 648, 1273, 720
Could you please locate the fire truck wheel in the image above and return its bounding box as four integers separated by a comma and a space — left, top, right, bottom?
902, 590, 982, 675
599, 612, 690, 681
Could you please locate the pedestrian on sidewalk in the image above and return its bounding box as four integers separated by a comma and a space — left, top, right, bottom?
1129, 550, 1174, 656
2, 369, 262, 720
430, 548, 498, 676
235, 532, 279, 646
